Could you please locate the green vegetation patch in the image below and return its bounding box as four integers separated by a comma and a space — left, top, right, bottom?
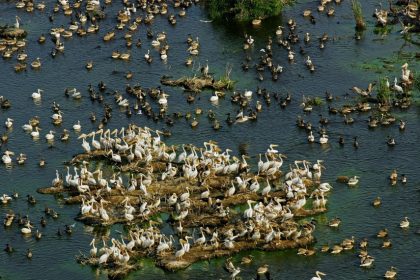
206, 0, 293, 22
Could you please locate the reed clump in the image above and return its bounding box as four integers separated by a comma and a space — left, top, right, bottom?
351, 0, 366, 31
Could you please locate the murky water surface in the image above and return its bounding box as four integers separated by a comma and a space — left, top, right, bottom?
0, 0, 419, 279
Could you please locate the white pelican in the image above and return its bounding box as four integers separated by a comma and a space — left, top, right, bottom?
79, 134, 91, 153
200, 187, 210, 200
261, 179, 271, 196
98, 250, 110, 264
91, 132, 101, 150
167, 193, 177, 205
244, 200, 255, 219
99, 199, 110, 221
230, 265, 241, 279
14, 15, 21, 28
180, 187, 190, 202
311, 271, 326, 280
225, 182, 236, 197
32, 89, 43, 99
157, 237, 170, 253
249, 177, 260, 193
90, 238, 97, 256
175, 240, 186, 259
194, 228, 206, 246
109, 150, 121, 163
266, 144, 279, 154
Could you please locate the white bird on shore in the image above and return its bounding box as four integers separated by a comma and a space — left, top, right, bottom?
393, 77, 403, 93
230, 265, 241, 279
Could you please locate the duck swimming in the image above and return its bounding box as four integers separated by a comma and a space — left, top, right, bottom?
328, 217, 341, 228
319, 134, 328, 144
338, 136, 344, 146
387, 136, 396, 146
372, 197, 381, 207
347, 176, 359, 187
32, 89, 43, 100
399, 217, 409, 228
384, 267, 397, 279
4, 244, 13, 253
353, 137, 359, 148
31, 57, 41, 69
311, 271, 326, 280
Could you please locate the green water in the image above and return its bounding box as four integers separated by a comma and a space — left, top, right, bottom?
0, 0, 419, 279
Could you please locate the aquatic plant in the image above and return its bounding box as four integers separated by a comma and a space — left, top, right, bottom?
413, 71, 420, 92
377, 77, 392, 104
374, 25, 393, 35
162, 64, 236, 92
206, 0, 293, 22
351, 0, 366, 30
218, 63, 236, 90
312, 97, 324, 106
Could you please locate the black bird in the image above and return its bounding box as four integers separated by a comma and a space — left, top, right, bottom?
225, 113, 234, 125
65, 225, 72, 235
27, 248, 33, 259
40, 216, 47, 227
353, 137, 359, 149
339, 136, 345, 146
27, 195, 36, 205
4, 244, 13, 253
387, 136, 396, 146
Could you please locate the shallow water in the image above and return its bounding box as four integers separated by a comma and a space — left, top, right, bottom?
0, 0, 419, 279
